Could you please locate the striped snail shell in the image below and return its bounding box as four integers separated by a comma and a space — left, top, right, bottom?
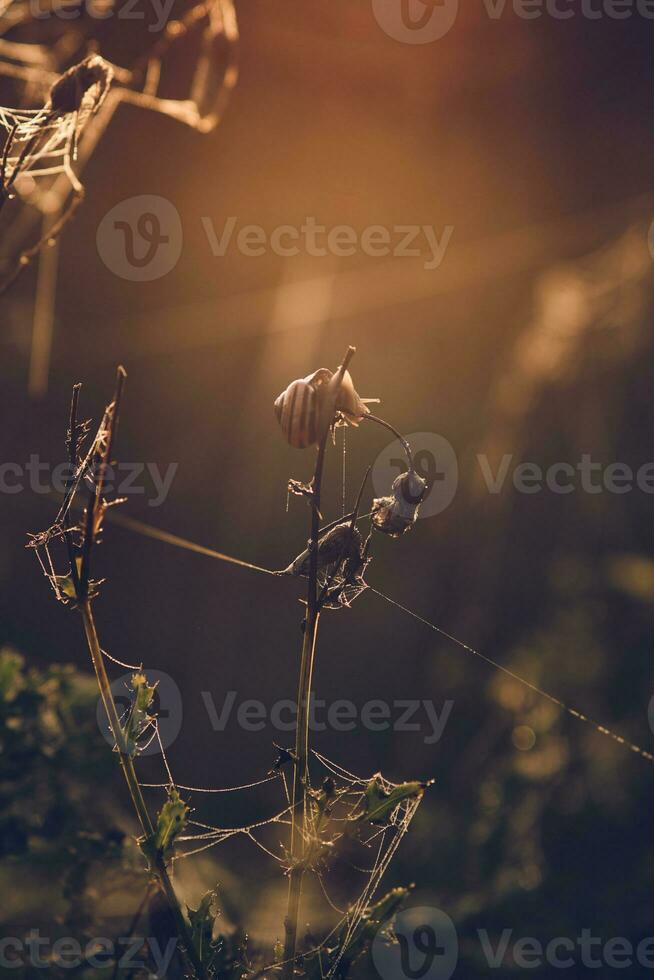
274, 366, 379, 449
274, 368, 333, 449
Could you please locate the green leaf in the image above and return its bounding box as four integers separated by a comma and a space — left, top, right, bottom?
358, 776, 427, 826
53, 574, 79, 600
304, 887, 413, 980
188, 888, 220, 969
122, 672, 156, 757
356, 886, 412, 940
140, 787, 189, 867
273, 939, 284, 963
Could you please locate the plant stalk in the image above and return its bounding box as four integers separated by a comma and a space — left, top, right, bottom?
282, 433, 326, 979
80, 599, 209, 980
282, 347, 356, 979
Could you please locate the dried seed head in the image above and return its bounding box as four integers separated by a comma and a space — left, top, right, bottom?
284, 523, 365, 578
281, 521, 371, 609
372, 471, 427, 538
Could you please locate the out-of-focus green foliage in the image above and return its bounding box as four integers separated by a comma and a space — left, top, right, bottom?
0, 646, 116, 863
0, 648, 149, 977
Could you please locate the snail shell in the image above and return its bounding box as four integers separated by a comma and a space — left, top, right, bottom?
274, 368, 332, 449
274, 366, 377, 449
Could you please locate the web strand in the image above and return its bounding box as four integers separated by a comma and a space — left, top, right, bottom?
106, 511, 279, 577
368, 587, 654, 764
98, 512, 654, 767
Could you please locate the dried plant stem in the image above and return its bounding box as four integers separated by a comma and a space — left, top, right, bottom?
282, 347, 356, 980
81, 601, 154, 834
363, 413, 414, 470
80, 600, 208, 980
82, 609, 197, 968
67, 368, 207, 980
282, 438, 326, 978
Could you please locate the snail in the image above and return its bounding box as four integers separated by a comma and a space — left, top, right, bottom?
274, 364, 378, 449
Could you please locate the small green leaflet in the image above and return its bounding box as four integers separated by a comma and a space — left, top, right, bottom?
122, 672, 156, 757
188, 889, 220, 970
53, 573, 78, 600
357, 775, 429, 826
140, 787, 189, 867
273, 939, 284, 963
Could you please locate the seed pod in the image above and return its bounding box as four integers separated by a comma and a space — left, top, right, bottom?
274, 365, 378, 449
372, 470, 427, 537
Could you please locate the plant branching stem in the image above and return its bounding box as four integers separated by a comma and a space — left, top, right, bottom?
282, 347, 356, 980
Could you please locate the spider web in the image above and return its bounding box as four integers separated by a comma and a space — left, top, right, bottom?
0, 89, 103, 197
27, 404, 425, 972
78, 639, 422, 974
139, 725, 423, 976
27, 386, 654, 977
0, 0, 239, 394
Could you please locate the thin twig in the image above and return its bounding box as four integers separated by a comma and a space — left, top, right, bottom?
78, 365, 126, 597
363, 413, 414, 470
63, 382, 82, 596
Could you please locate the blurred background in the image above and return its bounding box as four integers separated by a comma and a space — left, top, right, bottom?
2, 1, 654, 975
